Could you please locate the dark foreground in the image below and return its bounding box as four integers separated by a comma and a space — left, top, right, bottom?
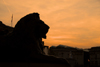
0, 63, 70, 67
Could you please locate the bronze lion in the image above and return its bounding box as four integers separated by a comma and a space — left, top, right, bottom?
0, 13, 70, 66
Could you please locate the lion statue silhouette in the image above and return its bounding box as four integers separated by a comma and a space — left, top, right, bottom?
0, 13, 70, 66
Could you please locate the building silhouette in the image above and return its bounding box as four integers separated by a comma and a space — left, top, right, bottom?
0, 21, 13, 35
90, 47, 100, 67
49, 45, 89, 67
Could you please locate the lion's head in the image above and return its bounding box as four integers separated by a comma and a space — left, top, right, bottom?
26, 19, 49, 39
34, 20, 49, 39
13, 14, 50, 39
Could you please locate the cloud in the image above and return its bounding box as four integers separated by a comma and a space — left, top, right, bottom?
0, 0, 100, 48
42, 0, 100, 48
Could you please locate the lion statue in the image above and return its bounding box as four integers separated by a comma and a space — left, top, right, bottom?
0, 13, 70, 66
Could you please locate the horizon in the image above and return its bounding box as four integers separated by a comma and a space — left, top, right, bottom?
46, 44, 100, 49
0, 0, 100, 49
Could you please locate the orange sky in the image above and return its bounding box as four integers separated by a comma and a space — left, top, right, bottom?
0, 0, 100, 48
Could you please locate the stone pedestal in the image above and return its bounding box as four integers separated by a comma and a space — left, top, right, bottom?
0, 63, 70, 67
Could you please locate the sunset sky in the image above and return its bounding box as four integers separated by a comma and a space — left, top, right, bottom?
0, 0, 100, 48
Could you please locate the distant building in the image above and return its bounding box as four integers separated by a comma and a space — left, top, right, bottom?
90, 47, 100, 67
43, 46, 49, 55
49, 45, 89, 66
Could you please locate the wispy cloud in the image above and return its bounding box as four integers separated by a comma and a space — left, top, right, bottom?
0, 0, 100, 48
